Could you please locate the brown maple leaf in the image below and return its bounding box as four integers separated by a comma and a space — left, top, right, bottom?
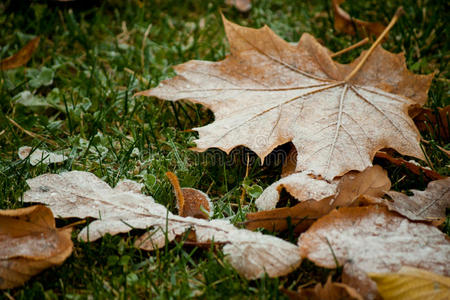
137, 11, 432, 180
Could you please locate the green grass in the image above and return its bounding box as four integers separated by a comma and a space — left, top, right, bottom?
0, 0, 448, 298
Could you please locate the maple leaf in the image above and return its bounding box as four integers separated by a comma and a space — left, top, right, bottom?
363, 177, 450, 222
137, 12, 432, 180
298, 206, 450, 276
368, 266, 450, 300
23, 171, 301, 279
0, 205, 73, 289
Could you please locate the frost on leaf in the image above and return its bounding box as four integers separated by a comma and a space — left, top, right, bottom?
255, 165, 389, 211
298, 206, 450, 276
365, 177, 450, 222
136, 16, 432, 180
0, 205, 73, 289
246, 166, 390, 232
23, 171, 300, 279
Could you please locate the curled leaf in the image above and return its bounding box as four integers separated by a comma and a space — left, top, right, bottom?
166, 171, 212, 219
246, 166, 390, 232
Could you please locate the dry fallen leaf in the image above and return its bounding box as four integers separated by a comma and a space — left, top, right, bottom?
375, 151, 445, 181
369, 266, 450, 300
332, 0, 385, 37
413, 105, 450, 140
0, 37, 40, 70
364, 177, 450, 222
166, 171, 212, 219
246, 165, 390, 232
342, 263, 381, 300
255, 171, 339, 211
298, 206, 450, 276
137, 13, 432, 180
284, 276, 363, 300
0, 205, 73, 289
18, 146, 68, 166
23, 171, 301, 279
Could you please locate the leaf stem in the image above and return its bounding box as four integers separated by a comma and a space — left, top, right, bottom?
166, 171, 185, 215
331, 37, 369, 58
344, 7, 404, 82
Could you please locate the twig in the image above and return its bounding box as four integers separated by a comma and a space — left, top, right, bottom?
6, 116, 58, 146
331, 37, 369, 58
345, 7, 404, 82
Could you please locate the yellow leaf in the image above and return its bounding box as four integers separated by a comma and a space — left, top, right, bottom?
369, 266, 450, 300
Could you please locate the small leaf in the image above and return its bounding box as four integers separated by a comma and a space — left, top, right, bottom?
18, 146, 67, 166
332, 0, 385, 36
0, 37, 40, 70
27, 67, 55, 89
285, 276, 363, 300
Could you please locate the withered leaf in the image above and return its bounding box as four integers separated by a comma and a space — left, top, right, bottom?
137, 16, 432, 180
375, 151, 445, 181
166, 171, 212, 219
298, 206, 450, 276
413, 105, 450, 140
246, 166, 390, 232
0, 205, 73, 289
366, 177, 450, 222
368, 266, 450, 300
284, 276, 363, 300
332, 0, 385, 37
18, 146, 68, 166
0, 37, 40, 70
342, 263, 381, 300
23, 171, 301, 279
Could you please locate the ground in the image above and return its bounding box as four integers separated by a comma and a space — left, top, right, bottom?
0, 0, 448, 298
